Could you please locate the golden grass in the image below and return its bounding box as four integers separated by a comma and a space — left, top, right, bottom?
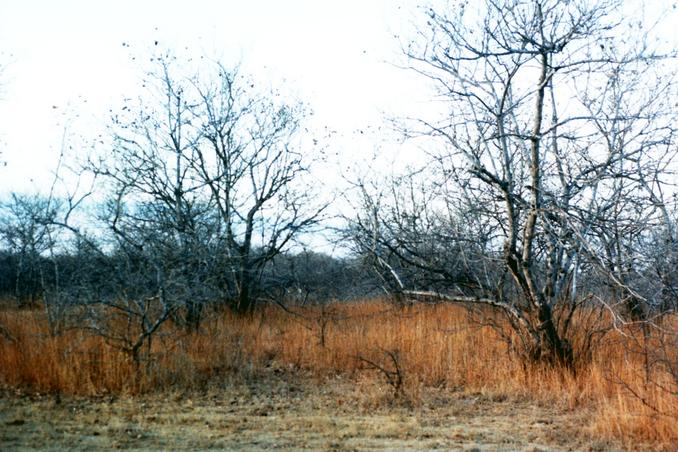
0, 298, 677, 446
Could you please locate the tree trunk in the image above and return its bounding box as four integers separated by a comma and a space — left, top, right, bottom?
236, 274, 254, 314
185, 298, 202, 332
535, 302, 572, 368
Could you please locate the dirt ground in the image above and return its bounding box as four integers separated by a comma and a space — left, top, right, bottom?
0, 372, 631, 451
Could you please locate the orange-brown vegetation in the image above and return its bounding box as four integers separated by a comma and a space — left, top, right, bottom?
0, 299, 676, 447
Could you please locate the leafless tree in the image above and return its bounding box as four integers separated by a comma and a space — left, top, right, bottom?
86, 55, 217, 332
352, 0, 678, 366
0, 193, 60, 306
264, 250, 375, 304
0, 192, 85, 335
187, 61, 325, 313
84, 53, 324, 331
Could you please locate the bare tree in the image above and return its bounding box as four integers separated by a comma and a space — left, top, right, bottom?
187, 62, 324, 313
0, 193, 60, 306
352, 0, 678, 366
86, 55, 216, 331
85, 53, 323, 328
0, 192, 84, 335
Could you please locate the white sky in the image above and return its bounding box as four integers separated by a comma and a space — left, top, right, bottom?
2, 1, 676, 205
0, 0, 431, 194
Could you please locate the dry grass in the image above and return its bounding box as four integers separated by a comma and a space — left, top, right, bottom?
1, 298, 677, 447
0, 372, 617, 450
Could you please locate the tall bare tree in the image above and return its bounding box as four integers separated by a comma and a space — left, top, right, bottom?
353, 0, 678, 365
87, 55, 213, 331
187, 62, 324, 313
86, 54, 323, 327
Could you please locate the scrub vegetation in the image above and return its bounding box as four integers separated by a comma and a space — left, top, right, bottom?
2, 0, 678, 449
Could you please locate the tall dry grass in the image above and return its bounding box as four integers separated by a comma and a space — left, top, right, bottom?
0, 298, 676, 444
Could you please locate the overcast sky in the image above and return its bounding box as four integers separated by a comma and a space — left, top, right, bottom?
3, 1, 676, 199
0, 0, 432, 194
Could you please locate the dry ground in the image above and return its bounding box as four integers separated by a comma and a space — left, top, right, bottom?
0, 370, 636, 452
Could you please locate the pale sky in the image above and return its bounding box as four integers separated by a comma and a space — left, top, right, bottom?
0, 0, 431, 194
2, 1, 676, 199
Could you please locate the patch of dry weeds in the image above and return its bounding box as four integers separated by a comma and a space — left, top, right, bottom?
0, 371, 650, 451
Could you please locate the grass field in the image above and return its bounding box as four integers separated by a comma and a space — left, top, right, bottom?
1, 299, 677, 449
